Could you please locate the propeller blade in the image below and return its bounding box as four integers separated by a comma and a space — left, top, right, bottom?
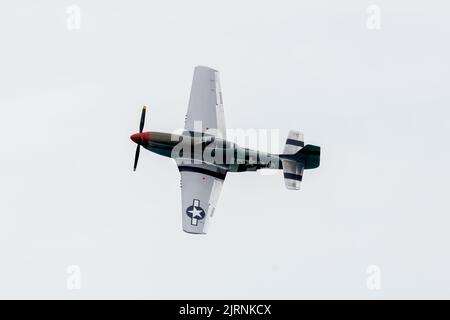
133, 145, 140, 171
133, 106, 146, 171
139, 106, 146, 133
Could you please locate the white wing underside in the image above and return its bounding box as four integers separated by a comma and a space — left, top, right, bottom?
179, 164, 225, 234
184, 66, 226, 139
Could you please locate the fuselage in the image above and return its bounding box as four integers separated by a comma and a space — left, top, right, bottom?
130, 131, 283, 172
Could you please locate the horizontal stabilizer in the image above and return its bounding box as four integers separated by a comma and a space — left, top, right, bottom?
282, 159, 304, 190
283, 130, 304, 154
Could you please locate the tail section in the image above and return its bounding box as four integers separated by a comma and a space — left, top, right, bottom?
280, 131, 320, 190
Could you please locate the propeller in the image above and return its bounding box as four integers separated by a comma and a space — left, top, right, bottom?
133, 106, 146, 171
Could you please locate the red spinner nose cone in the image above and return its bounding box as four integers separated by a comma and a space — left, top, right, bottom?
130, 133, 140, 143
130, 132, 150, 144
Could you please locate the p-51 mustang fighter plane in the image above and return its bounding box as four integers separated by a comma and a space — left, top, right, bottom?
130, 66, 320, 234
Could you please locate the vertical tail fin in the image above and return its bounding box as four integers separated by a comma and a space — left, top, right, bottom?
296, 145, 321, 169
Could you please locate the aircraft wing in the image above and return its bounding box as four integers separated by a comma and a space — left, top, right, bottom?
178, 163, 227, 234
184, 66, 226, 139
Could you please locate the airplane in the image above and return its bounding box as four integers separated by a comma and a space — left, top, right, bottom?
130, 66, 320, 234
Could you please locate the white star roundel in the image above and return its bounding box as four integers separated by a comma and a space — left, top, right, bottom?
186, 199, 206, 226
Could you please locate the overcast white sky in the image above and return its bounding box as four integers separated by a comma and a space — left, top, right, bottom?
0, 0, 449, 299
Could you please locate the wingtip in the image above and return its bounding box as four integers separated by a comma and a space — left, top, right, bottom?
194, 65, 218, 73
183, 229, 207, 235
